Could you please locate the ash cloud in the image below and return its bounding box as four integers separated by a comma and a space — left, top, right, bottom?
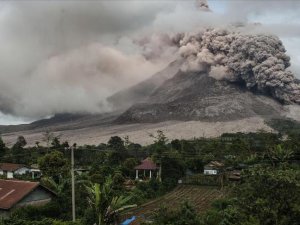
177, 29, 300, 104
1, 44, 165, 118
0, 0, 299, 123
195, 0, 211, 12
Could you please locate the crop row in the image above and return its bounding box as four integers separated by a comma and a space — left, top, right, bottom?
127, 185, 224, 218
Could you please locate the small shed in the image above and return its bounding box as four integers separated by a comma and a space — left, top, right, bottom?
134, 158, 159, 180
203, 161, 224, 175
0, 179, 55, 217
30, 164, 42, 179
228, 170, 241, 181
0, 163, 30, 179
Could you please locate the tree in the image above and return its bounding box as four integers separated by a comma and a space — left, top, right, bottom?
150, 130, 168, 147
161, 157, 185, 189
16, 136, 27, 147
123, 135, 130, 149
0, 136, 6, 158
11, 136, 27, 163
42, 177, 70, 198
108, 150, 128, 166
122, 158, 138, 177
150, 130, 169, 160
43, 130, 61, 152
267, 144, 293, 167
200, 166, 300, 225
85, 177, 136, 225
170, 139, 181, 151
234, 166, 300, 225
41, 176, 72, 217
107, 136, 125, 151
127, 143, 142, 158
51, 137, 61, 149
38, 151, 69, 180
43, 130, 55, 150
62, 141, 69, 149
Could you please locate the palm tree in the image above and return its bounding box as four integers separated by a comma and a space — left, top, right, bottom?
42, 176, 69, 197
86, 183, 104, 225
267, 144, 294, 167
105, 195, 136, 225
86, 177, 136, 225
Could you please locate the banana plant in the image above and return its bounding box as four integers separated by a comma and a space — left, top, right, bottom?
85, 177, 136, 225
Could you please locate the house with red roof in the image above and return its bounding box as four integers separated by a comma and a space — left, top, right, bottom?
0, 163, 30, 179
0, 179, 55, 217
134, 158, 160, 180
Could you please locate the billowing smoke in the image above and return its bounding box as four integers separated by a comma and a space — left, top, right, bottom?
0, 0, 300, 124
133, 33, 178, 62
176, 29, 300, 104
195, 0, 210, 12
0, 44, 165, 118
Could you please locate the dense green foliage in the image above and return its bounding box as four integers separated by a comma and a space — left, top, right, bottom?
152, 201, 201, 225
38, 151, 69, 180
199, 166, 300, 225
267, 118, 300, 135
0, 129, 299, 224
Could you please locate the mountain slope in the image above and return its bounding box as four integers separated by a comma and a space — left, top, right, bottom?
107, 60, 182, 110
116, 70, 286, 123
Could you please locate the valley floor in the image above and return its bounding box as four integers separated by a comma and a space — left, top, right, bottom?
2, 117, 273, 146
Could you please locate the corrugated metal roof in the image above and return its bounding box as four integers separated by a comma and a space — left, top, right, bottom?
0, 163, 29, 172
0, 179, 39, 210
134, 158, 159, 170
204, 161, 224, 169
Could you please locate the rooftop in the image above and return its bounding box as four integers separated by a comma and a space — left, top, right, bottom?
0, 179, 39, 210
204, 161, 224, 169
134, 158, 159, 170
0, 163, 29, 172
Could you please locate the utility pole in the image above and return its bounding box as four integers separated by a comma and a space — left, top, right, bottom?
71, 144, 76, 222
159, 157, 162, 182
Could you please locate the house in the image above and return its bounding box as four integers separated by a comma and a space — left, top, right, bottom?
0, 179, 55, 217
134, 158, 160, 180
75, 168, 89, 176
203, 161, 224, 175
228, 170, 241, 181
0, 163, 30, 179
30, 164, 42, 179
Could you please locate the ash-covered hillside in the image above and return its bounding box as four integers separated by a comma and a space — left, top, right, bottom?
114, 29, 300, 123
115, 69, 286, 123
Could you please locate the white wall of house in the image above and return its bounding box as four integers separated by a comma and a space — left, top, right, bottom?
1, 167, 30, 178
14, 167, 30, 175
7, 172, 14, 179
204, 169, 218, 175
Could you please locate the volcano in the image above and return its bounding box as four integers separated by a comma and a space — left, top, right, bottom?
1, 60, 299, 146
115, 66, 286, 123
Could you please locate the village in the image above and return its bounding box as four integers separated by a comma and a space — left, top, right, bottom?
0, 158, 239, 218
0, 130, 298, 225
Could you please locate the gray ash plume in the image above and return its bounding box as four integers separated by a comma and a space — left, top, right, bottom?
175, 29, 300, 104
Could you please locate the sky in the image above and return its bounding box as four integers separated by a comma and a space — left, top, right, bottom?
0, 0, 299, 125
